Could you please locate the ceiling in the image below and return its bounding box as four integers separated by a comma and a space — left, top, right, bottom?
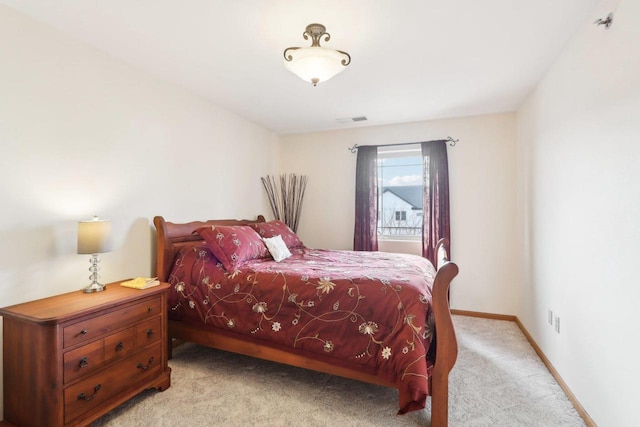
1, 0, 601, 135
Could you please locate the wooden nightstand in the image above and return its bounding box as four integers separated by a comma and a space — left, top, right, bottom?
0, 281, 171, 427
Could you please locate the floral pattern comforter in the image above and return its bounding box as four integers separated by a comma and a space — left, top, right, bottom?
168, 243, 437, 414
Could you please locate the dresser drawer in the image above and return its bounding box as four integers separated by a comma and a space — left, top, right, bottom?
63, 296, 162, 348
136, 316, 162, 347
64, 341, 162, 424
63, 339, 105, 384
104, 327, 136, 363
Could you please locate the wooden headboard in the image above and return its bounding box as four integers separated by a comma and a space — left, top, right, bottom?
153, 215, 266, 282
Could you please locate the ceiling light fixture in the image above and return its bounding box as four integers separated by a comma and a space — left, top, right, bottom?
283, 23, 351, 86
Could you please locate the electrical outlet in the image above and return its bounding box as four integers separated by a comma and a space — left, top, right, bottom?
548, 310, 553, 325
554, 316, 560, 333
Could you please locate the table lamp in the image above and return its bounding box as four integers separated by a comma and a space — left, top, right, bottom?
77, 216, 113, 293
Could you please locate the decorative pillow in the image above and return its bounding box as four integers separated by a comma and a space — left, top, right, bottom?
195, 225, 270, 271
249, 220, 305, 249
263, 235, 292, 262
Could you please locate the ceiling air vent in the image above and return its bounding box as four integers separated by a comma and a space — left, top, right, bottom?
336, 116, 368, 124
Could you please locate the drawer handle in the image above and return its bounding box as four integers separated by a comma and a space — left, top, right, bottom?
115, 341, 124, 352
80, 329, 88, 335
77, 384, 101, 401
147, 306, 153, 313
78, 357, 89, 369
137, 356, 154, 371
146, 329, 154, 338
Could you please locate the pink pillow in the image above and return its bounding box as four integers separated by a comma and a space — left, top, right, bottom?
249, 220, 305, 249
195, 225, 270, 271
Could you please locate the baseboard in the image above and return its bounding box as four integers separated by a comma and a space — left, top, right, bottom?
450, 309, 516, 322
451, 309, 596, 427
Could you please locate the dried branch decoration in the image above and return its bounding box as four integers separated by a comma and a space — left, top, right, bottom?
261, 174, 308, 233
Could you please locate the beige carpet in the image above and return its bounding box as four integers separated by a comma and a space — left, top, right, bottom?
92, 316, 585, 426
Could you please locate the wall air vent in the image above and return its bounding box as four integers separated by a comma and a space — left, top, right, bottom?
336, 116, 368, 124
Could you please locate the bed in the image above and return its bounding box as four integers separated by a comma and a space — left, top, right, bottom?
154, 215, 458, 426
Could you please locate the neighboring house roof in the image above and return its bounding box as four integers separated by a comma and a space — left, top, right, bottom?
382, 186, 423, 210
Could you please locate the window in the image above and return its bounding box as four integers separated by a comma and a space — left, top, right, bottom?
377, 144, 422, 239
354, 139, 449, 261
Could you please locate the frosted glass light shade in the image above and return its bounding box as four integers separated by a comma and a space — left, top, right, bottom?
77, 217, 113, 254
284, 47, 348, 85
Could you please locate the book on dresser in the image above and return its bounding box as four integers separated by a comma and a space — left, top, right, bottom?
120, 277, 160, 289
0, 281, 172, 427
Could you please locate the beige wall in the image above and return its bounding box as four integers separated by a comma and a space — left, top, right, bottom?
0, 6, 278, 419
516, 1, 640, 425
280, 113, 519, 316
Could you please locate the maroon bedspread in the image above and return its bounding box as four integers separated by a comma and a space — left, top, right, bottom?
167, 243, 437, 413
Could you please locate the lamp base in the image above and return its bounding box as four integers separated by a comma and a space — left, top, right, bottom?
83, 253, 106, 293
82, 282, 106, 293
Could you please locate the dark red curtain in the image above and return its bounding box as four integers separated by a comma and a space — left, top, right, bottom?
353, 145, 378, 251
421, 141, 450, 264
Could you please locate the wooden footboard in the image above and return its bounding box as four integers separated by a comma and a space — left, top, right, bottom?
154, 216, 458, 427
431, 238, 459, 427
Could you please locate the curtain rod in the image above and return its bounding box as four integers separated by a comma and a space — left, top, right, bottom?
347, 136, 458, 153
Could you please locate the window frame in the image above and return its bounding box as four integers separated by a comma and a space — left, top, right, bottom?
376, 144, 423, 241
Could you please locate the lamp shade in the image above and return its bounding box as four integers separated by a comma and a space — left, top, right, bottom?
77, 217, 113, 254
283, 47, 349, 85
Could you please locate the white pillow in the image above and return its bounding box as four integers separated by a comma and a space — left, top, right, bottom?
263, 234, 292, 262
